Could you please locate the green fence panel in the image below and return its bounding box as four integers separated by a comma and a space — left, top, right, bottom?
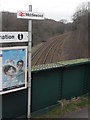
2, 61, 89, 118
31, 68, 61, 112
89, 63, 90, 93
62, 65, 88, 99
83, 64, 89, 94
2, 89, 27, 118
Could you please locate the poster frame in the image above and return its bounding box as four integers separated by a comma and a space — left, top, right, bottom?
0, 46, 27, 95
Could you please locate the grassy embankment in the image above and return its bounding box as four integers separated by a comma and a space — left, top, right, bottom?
36, 95, 89, 118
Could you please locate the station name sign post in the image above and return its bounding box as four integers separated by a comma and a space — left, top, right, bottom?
17, 5, 44, 118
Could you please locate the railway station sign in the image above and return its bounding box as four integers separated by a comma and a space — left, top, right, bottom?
0, 46, 27, 94
17, 11, 44, 20
17, 6, 45, 118
0, 32, 28, 43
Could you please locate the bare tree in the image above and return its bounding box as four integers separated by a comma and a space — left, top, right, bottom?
72, 2, 88, 21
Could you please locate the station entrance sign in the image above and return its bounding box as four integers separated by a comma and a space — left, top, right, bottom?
0, 32, 28, 43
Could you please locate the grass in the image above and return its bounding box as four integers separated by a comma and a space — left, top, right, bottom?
35, 95, 89, 118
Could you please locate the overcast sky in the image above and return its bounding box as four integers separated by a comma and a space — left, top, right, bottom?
0, 0, 89, 22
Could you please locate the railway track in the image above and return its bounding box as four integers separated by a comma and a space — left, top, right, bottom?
42, 40, 59, 64
31, 32, 70, 66
31, 38, 55, 61
32, 39, 58, 66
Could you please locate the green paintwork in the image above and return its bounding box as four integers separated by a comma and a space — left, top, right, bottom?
62, 65, 88, 99
31, 58, 88, 72
2, 90, 27, 118
2, 58, 89, 118
31, 69, 61, 112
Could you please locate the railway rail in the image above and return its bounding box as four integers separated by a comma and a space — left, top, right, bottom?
31, 33, 70, 66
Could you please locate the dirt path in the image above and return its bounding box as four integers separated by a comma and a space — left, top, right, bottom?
62, 107, 88, 118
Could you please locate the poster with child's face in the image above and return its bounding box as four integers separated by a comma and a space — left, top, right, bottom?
0, 46, 27, 94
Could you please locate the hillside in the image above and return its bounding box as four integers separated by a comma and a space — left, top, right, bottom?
31, 28, 88, 66
1, 12, 71, 46
32, 4, 88, 65
1, 3, 88, 66
31, 32, 71, 66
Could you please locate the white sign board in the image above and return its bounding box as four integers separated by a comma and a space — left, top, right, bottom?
0, 32, 28, 43
17, 11, 44, 20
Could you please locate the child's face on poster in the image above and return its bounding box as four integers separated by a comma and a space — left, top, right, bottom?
6, 67, 16, 77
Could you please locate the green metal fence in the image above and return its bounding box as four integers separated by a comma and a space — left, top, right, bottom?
31, 68, 61, 112
2, 58, 89, 118
62, 65, 88, 99
2, 90, 27, 118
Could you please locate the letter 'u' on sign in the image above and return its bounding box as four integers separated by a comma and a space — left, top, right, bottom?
18, 34, 23, 40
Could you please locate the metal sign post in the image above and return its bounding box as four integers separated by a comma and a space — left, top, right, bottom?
17, 5, 44, 118
27, 5, 44, 118
27, 5, 32, 118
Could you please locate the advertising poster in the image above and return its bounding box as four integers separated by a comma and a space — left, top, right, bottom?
0, 50, 2, 92
0, 46, 27, 94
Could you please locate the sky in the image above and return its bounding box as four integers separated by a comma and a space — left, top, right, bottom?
0, 0, 89, 22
